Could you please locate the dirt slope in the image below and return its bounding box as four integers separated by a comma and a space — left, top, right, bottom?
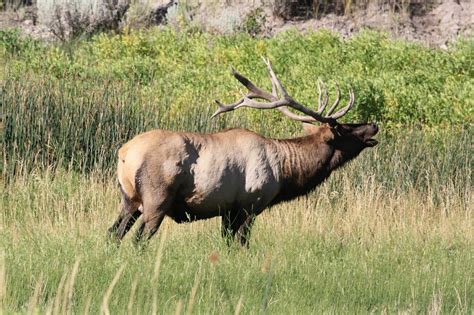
0, 0, 472, 46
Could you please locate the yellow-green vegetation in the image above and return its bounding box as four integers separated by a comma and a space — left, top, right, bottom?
1, 27, 473, 313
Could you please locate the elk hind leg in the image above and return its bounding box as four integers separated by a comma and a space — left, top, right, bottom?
133, 192, 173, 246
107, 193, 141, 242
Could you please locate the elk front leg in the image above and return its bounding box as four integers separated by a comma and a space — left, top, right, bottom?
235, 213, 256, 247
221, 209, 256, 247
221, 210, 235, 246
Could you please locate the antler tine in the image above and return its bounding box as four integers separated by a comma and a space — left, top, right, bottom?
260, 61, 279, 98
270, 72, 278, 97
275, 107, 318, 123
262, 57, 289, 98
212, 67, 275, 118
316, 80, 329, 114
326, 81, 341, 116
211, 99, 241, 118
329, 88, 355, 119
261, 57, 316, 123
261, 57, 320, 123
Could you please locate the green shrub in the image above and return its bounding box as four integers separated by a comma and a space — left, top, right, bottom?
240, 8, 267, 37
0, 28, 41, 56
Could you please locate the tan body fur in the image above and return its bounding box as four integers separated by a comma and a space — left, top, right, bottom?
118, 127, 331, 218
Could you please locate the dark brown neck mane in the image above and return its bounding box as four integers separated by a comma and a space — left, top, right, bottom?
268, 129, 334, 205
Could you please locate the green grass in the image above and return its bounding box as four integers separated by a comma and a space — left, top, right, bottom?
1, 129, 472, 314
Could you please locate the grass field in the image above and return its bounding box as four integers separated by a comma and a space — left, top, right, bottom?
1, 27, 473, 313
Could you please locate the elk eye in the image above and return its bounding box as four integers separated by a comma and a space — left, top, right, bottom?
334, 125, 346, 137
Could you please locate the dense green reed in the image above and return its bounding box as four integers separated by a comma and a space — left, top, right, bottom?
0, 77, 251, 179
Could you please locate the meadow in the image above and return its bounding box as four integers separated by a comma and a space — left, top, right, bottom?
1, 28, 473, 313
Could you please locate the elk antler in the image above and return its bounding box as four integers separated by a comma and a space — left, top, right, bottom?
212, 58, 355, 126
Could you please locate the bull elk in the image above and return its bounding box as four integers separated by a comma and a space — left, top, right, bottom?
108, 58, 379, 246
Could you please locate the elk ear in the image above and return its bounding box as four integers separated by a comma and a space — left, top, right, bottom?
302, 123, 319, 135
321, 126, 336, 142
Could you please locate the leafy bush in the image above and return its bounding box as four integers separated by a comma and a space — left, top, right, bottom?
36, 0, 129, 40
0, 28, 41, 56
240, 8, 267, 37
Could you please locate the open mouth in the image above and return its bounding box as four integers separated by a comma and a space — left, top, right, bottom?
365, 138, 379, 147
365, 124, 379, 147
